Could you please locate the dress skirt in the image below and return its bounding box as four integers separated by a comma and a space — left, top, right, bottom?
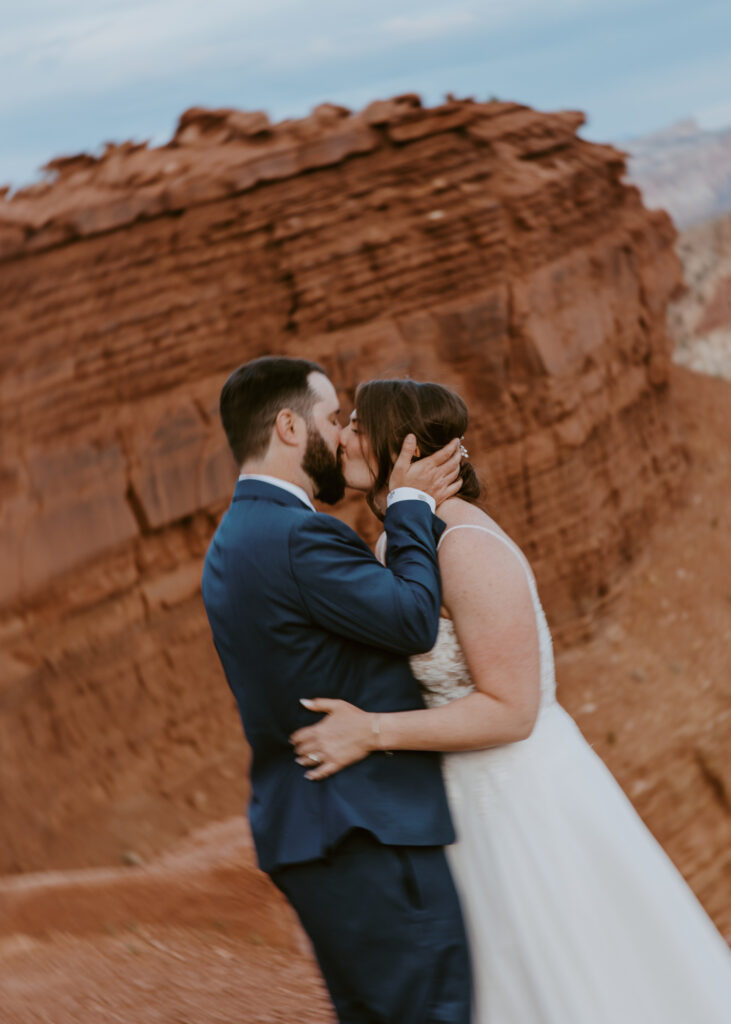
442, 703, 731, 1024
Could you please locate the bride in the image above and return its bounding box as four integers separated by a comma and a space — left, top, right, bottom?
290, 378, 731, 1023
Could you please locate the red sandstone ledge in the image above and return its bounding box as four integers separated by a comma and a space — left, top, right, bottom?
0, 96, 587, 260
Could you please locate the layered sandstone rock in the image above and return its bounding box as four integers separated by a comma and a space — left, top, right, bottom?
0, 96, 686, 872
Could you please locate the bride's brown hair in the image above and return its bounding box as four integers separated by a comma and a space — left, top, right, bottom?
354, 379, 482, 518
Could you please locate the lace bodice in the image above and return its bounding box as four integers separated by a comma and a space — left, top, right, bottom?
378, 525, 556, 712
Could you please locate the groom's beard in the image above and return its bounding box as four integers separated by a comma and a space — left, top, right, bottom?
302, 427, 346, 505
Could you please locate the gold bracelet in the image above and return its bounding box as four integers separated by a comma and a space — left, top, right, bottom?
370, 713, 383, 750
371, 713, 393, 756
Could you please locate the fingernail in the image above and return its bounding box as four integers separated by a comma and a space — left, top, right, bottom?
300, 698, 314, 708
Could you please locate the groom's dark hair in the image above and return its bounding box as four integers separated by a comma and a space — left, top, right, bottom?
220, 356, 326, 464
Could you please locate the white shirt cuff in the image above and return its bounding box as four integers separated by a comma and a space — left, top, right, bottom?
386, 487, 436, 514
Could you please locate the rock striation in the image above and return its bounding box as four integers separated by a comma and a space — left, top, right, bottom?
0, 96, 686, 872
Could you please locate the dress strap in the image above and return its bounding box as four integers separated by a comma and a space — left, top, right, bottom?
437, 525, 534, 586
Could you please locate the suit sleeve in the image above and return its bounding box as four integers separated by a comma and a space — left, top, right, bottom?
289, 500, 444, 656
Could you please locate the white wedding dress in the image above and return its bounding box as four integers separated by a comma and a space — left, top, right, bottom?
387, 524, 731, 1023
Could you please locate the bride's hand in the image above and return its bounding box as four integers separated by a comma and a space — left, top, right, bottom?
388, 435, 462, 505
290, 698, 377, 780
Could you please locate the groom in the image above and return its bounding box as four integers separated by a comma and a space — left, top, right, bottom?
202, 356, 472, 1024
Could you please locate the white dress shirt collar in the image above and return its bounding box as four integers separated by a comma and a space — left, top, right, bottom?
238, 473, 316, 512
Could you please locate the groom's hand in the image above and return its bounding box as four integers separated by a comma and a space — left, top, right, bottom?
389, 435, 462, 505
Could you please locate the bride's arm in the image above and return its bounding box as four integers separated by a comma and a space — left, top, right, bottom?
291, 530, 542, 779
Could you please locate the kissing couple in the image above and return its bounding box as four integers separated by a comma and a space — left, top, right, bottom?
202, 356, 731, 1023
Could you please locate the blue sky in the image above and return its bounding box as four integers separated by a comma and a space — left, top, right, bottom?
2, 0, 730, 189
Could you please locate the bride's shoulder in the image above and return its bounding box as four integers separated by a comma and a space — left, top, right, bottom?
437, 503, 532, 600
437, 501, 525, 572
437, 498, 500, 532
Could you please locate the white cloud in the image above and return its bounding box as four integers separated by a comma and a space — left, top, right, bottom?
0, 0, 297, 107
381, 10, 477, 41
0, 0, 727, 186
696, 98, 731, 131
379, 0, 648, 41
0, 0, 653, 109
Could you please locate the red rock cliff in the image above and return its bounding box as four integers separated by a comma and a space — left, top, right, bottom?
0, 97, 685, 871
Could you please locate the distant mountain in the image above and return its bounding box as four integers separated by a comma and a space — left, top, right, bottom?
622, 119, 731, 229
668, 211, 731, 381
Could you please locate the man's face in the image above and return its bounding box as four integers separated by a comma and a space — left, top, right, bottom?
302, 372, 346, 505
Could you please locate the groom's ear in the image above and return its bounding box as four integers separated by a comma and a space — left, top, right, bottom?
274, 407, 304, 447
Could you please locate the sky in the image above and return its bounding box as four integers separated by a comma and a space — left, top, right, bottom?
2, 0, 731, 189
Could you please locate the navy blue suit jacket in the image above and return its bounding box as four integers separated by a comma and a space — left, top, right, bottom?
201, 479, 455, 872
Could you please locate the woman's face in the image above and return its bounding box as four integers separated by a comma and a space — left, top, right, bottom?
339, 410, 378, 492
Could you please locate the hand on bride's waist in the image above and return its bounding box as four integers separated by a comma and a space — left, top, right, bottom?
290, 697, 383, 781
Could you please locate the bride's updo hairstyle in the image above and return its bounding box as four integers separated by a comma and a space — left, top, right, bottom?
355, 379, 482, 517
